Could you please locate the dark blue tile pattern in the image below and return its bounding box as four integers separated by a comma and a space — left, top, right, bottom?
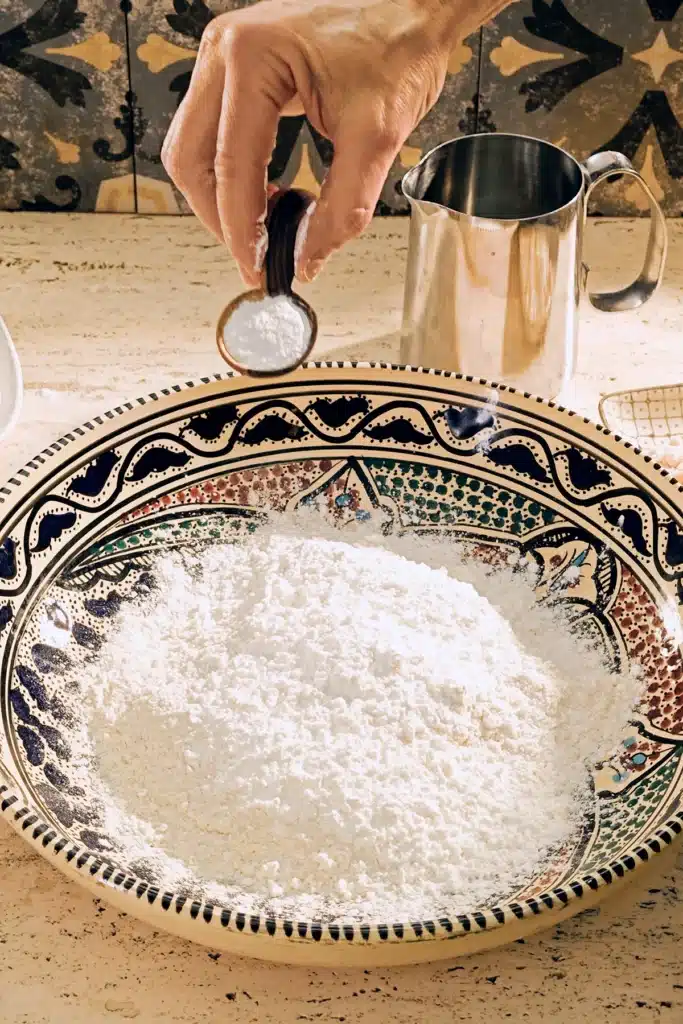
479, 1, 683, 214
0, 1, 135, 211
2, 2, 680, 214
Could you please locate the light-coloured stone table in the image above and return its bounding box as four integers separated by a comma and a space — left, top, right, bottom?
0, 214, 682, 1023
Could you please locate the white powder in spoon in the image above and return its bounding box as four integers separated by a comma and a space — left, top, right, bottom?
222, 294, 312, 371
72, 515, 643, 923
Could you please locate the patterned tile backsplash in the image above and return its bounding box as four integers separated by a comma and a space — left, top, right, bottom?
1, 0, 682, 214
480, 0, 683, 215
0, 1, 134, 212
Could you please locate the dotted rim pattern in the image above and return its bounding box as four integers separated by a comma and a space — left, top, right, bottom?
0, 361, 682, 950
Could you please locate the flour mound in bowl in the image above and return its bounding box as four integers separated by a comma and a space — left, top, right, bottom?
72, 516, 643, 923
222, 293, 312, 371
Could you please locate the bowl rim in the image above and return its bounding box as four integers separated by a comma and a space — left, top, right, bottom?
1, 361, 682, 953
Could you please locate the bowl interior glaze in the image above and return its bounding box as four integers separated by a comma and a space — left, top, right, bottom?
0, 365, 682, 964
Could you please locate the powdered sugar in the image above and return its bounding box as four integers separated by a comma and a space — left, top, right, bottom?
72, 515, 643, 922
222, 294, 312, 371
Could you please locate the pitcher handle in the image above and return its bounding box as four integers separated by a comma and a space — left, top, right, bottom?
0, 314, 23, 442
582, 151, 667, 312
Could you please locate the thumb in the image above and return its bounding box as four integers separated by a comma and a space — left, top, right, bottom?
295, 120, 402, 282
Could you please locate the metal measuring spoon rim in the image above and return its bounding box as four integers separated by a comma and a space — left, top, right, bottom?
216, 287, 318, 378
216, 189, 318, 377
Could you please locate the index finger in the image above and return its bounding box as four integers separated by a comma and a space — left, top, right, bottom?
214, 31, 294, 285
296, 115, 403, 282
161, 30, 225, 242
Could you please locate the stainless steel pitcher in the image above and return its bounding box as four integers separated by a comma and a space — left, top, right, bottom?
400, 134, 667, 398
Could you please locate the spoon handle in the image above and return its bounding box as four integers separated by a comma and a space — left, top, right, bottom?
264, 189, 315, 297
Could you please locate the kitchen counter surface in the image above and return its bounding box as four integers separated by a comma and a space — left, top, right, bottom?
0, 213, 682, 1023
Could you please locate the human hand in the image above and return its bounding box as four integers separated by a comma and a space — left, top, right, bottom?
162, 0, 514, 286
162, 0, 462, 285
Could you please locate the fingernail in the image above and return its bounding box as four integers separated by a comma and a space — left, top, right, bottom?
300, 257, 326, 283
253, 228, 268, 275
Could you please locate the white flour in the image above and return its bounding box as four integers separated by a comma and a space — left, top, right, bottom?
222, 294, 312, 371
73, 516, 643, 922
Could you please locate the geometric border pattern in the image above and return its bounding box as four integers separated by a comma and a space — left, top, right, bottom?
0, 782, 681, 948
1, 362, 682, 963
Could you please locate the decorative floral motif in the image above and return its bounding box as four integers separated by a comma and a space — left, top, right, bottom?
0, 0, 91, 108
3, 2, 681, 213
481, 0, 683, 214
0, 1, 134, 211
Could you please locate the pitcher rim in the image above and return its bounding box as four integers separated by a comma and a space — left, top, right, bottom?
400, 132, 586, 224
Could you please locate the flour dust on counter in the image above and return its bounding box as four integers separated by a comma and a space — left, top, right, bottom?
71, 513, 643, 923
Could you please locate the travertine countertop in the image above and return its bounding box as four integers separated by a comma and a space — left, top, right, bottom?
0, 214, 682, 1023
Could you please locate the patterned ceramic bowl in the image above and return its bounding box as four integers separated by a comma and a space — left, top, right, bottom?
1, 365, 682, 967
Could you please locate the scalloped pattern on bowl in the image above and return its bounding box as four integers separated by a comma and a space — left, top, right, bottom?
0, 364, 682, 966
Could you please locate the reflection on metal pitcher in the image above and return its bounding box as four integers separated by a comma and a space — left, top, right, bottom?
401, 134, 667, 398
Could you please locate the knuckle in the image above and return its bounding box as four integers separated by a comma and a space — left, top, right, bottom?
199, 21, 220, 49
200, 11, 259, 58
336, 205, 373, 242
160, 143, 184, 186
374, 123, 403, 155
213, 148, 241, 184
220, 21, 258, 63
215, 142, 264, 183
161, 144, 196, 196
200, 13, 233, 49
